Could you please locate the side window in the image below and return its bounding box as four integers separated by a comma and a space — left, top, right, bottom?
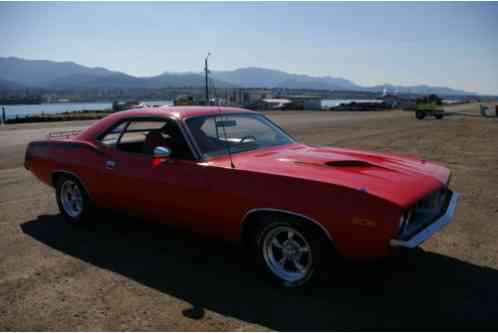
100, 118, 195, 160
118, 120, 169, 148
100, 122, 127, 148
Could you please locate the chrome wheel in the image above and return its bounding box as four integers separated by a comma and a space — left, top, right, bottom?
262, 226, 312, 283
60, 180, 83, 218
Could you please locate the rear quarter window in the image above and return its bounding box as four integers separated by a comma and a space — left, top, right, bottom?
100, 122, 127, 147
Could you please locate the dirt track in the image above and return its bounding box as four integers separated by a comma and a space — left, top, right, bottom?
1, 105, 498, 330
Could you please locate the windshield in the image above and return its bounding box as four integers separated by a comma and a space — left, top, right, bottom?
186, 113, 295, 159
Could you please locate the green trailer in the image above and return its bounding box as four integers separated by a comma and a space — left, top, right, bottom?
414, 95, 445, 120
415, 103, 445, 120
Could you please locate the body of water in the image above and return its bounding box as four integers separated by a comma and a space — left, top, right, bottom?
0, 100, 173, 119
321, 99, 383, 108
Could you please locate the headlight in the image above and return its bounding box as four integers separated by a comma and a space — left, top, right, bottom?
398, 210, 412, 235
398, 215, 406, 234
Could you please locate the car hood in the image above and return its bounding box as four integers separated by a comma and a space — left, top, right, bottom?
224, 144, 450, 208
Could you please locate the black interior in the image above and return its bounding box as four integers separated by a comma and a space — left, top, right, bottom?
117, 140, 147, 154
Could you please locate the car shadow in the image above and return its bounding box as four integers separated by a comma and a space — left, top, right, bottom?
21, 214, 498, 331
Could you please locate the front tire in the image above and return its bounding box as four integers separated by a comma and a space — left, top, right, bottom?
56, 175, 93, 224
253, 218, 328, 288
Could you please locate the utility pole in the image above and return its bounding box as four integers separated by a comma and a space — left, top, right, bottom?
204, 53, 211, 104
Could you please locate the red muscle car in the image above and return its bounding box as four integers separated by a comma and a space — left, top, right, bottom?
25, 106, 459, 287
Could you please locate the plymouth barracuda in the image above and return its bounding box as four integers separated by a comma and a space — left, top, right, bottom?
25, 106, 459, 287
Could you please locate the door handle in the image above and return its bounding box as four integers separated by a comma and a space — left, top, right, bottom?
105, 160, 116, 170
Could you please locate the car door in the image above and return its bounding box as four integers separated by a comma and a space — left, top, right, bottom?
98, 118, 210, 230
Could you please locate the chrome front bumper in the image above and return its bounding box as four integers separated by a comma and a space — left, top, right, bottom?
390, 191, 460, 248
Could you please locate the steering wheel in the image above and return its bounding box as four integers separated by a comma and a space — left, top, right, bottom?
239, 135, 257, 144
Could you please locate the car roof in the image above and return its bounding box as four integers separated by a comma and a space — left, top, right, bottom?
113, 106, 256, 120
79, 106, 257, 141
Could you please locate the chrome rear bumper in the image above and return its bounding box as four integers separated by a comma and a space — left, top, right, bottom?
390, 191, 459, 248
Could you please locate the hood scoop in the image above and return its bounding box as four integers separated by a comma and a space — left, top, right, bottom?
292, 159, 375, 168
325, 160, 372, 168
273, 147, 391, 171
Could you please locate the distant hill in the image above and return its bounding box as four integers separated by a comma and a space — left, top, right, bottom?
212, 67, 358, 90
0, 57, 476, 95
0, 57, 119, 87
0, 77, 24, 90
48, 73, 143, 89
144, 72, 234, 89
212, 67, 475, 95
0, 57, 233, 90
48, 72, 235, 90
275, 77, 356, 91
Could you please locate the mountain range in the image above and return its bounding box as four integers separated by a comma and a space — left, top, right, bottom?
0, 56, 476, 96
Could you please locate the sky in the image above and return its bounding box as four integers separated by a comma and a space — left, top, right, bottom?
1, 2, 497, 94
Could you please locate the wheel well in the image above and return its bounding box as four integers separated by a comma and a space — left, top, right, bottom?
51, 171, 90, 199
51, 171, 72, 188
241, 210, 333, 249
52, 171, 63, 187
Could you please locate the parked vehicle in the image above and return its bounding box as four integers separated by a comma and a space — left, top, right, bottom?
415, 94, 445, 120
415, 106, 445, 120
25, 106, 459, 287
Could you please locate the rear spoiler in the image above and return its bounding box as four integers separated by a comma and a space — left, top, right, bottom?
47, 130, 83, 140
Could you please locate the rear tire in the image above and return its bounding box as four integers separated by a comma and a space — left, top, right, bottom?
435, 114, 444, 119
252, 217, 329, 288
55, 175, 94, 225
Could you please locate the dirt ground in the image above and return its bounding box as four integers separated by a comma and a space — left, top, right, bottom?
1, 104, 498, 330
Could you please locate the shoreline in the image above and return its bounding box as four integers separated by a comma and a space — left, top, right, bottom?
2, 100, 489, 125
3, 107, 402, 125
3, 109, 113, 124
1, 98, 387, 121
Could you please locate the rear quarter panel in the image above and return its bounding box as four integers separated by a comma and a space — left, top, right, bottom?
26, 141, 57, 186
26, 140, 106, 204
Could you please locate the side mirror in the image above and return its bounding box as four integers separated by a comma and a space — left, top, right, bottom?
152, 146, 171, 165
153, 146, 171, 158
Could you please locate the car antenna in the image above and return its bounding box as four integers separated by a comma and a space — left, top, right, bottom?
206, 53, 235, 169
217, 104, 236, 169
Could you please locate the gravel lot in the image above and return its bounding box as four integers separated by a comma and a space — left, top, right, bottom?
1, 105, 498, 330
